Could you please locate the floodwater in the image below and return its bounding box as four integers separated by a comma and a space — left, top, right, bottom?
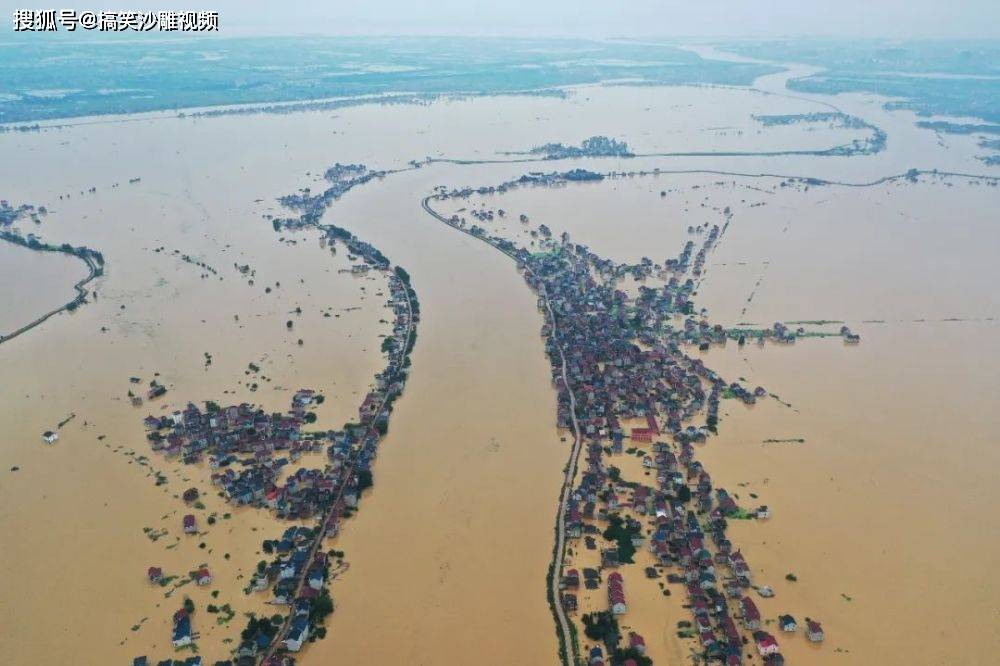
1, 54, 998, 666
0, 240, 88, 336
441, 169, 1000, 665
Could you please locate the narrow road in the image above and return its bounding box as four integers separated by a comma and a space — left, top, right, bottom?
422, 195, 583, 666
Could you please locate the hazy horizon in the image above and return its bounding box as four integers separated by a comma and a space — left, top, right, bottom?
2, 0, 1000, 40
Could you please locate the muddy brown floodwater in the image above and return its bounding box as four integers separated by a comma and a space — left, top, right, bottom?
1, 56, 998, 665
0, 240, 90, 335
441, 168, 1000, 665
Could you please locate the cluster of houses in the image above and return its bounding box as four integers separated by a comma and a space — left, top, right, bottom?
734, 320, 864, 348
660, 215, 724, 281
133, 656, 295, 666
432, 181, 830, 665
274, 162, 387, 230
433, 169, 608, 207
469, 206, 500, 222
690, 224, 721, 278
586, 631, 646, 666
839, 325, 861, 344
144, 399, 334, 518
249, 526, 328, 603
146, 565, 211, 586
565, 430, 784, 663
138, 218, 415, 662
528, 135, 634, 160
778, 615, 824, 642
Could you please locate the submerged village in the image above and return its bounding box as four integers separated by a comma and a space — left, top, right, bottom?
4, 139, 884, 665
123, 157, 861, 665
424, 168, 858, 666
130, 163, 418, 666
3, 29, 1000, 666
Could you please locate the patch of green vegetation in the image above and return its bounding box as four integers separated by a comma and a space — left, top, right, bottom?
144, 527, 169, 542
602, 514, 640, 564
582, 611, 619, 643
310, 591, 334, 626
216, 604, 235, 625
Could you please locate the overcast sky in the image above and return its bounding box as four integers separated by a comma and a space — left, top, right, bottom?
3, 0, 999, 38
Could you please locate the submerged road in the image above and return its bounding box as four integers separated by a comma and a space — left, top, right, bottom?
421, 195, 583, 666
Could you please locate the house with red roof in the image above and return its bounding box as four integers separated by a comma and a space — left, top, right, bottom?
608, 571, 627, 615
753, 631, 780, 656
806, 620, 824, 642
740, 596, 761, 629
630, 427, 653, 443
645, 412, 659, 435
563, 568, 580, 589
